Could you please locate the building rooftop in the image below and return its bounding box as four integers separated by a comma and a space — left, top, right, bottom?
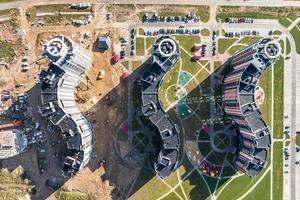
223, 37, 280, 177
96, 36, 110, 49
39, 35, 93, 177
140, 36, 180, 179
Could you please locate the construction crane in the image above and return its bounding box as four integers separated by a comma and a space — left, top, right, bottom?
0, 119, 23, 130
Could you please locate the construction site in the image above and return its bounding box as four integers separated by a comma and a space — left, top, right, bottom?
0, 2, 138, 200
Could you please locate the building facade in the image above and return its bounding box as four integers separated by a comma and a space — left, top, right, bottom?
39, 35, 93, 177
222, 38, 281, 176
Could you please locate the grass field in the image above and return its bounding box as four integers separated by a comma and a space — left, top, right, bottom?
238, 36, 261, 45
273, 142, 283, 200
0, 0, 21, 2
217, 38, 238, 54
259, 66, 272, 125
180, 50, 203, 75
136, 37, 145, 56
0, 40, 15, 63
132, 60, 143, 71
195, 6, 210, 23
214, 61, 222, 70
273, 56, 284, 139
55, 188, 95, 200
175, 35, 201, 54
286, 38, 291, 55
145, 37, 157, 48
26, 4, 91, 24
158, 61, 181, 109
218, 150, 271, 200
0, 8, 19, 16
0, 167, 33, 199
133, 33, 281, 200
296, 135, 300, 146
273, 30, 282, 35
279, 17, 293, 28
27, 4, 90, 14
290, 27, 300, 54
227, 45, 245, 55
216, 6, 300, 23
244, 172, 271, 200
130, 168, 170, 200
138, 5, 209, 23
201, 28, 210, 36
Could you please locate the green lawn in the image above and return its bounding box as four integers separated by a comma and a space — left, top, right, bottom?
132, 80, 142, 108
214, 61, 222, 71
161, 192, 181, 200
158, 11, 186, 17
244, 172, 271, 200
279, 40, 285, 54
0, 0, 21, 2
218, 38, 238, 54
180, 50, 202, 75
286, 38, 291, 55
279, 17, 293, 28
290, 27, 300, 54
199, 60, 209, 66
218, 149, 271, 200
273, 56, 284, 139
130, 168, 170, 200
158, 61, 181, 109
216, 6, 300, 30
175, 35, 201, 54
0, 167, 33, 199
136, 37, 145, 56
227, 45, 245, 55
138, 28, 145, 36
259, 66, 272, 126
27, 4, 90, 13
273, 142, 283, 200
216, 6, 300, 22
273, 30, 282, 35
0, 40, 15, 63
138, 5, 209, 23
132, 60, 143, 71
201, 28, 210, 36
296, 135, 300, 146
55, 188, 95, 200
202, 175, 219, 193
0, 8, 19, 16
146, 37, 157, 54
181, 171, 210, 200
196, 6, 210, 23
26, 4, 91, 22
238, 36, 261, 45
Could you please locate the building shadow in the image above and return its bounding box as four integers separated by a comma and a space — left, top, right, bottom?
0, 51, 240, 200
126, 59, 241, 199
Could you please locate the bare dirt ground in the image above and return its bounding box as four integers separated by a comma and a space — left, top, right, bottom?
0, 12, 38, 94
1, 3, 140, 200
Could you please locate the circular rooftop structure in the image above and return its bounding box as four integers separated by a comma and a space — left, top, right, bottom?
45, 38, 68, 59
158, 38, 177, 57
264, 41, 281, 59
